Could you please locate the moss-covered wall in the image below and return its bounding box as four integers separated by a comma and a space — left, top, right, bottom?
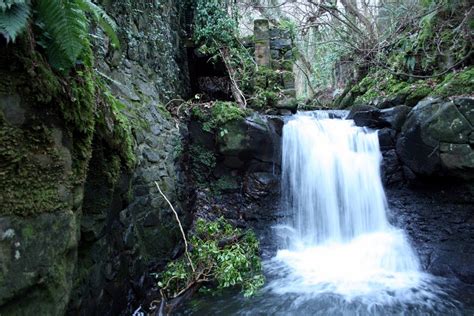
0, 30, 94, 314
0, 1, 192, 315
68, 1, 193, 314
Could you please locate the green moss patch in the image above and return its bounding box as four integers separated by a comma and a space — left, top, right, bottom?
431, 66, 474, 98
192, 101, 250, 133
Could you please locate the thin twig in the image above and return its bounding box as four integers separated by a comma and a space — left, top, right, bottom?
154, 181, 195, 273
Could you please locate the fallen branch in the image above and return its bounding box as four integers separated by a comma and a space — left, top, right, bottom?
220, 47, 247, 108
154, 181, 195, 273
217, 234, 245, 248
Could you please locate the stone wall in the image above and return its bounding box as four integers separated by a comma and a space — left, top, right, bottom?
253, 19, 297, 113
0, 1, 193, 315
70, 1, 192, 314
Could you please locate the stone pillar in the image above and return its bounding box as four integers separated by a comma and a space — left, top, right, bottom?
254, 19, 270, 67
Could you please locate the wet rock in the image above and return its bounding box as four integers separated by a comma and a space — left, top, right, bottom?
0, 212, 78, 315
387, 182, 474, 285
217, 114, 283, 168
244, 172, 279, 200
379, 105, 411, 131
348, 104, 410, 130
396, 97, 474, 178
381, 149, 404, 186
0, 95, 25, 126
347, 105, 385, 128
189, 121, 215, 149
378, 128, 396, 149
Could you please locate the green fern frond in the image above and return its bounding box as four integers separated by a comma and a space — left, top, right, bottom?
76, 0, 120, 48
0, 0, 27, 11
35, 0, 88, 70
0, 2, 30, 43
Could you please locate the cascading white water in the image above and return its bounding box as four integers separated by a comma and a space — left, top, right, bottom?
270, 112, 427, 302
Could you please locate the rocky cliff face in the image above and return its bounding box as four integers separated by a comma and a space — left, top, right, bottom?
0, 1, 192, 315
71, 1, 194, 314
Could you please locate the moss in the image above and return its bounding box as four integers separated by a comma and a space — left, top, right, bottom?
193, 101, 249, 133
21, 224, 35, 240
172, 138, 184, 161
191, 106, 208, 122
213, 175, 240, 194
352, 71, 433, 107
189, 144, 216, 187
250, 66, 286, 109
0, 100, 71, 216
253, 88, 279, 108
0, 33, 135, 216
92, 80, 137, 175
61, 67, 97, 183
404, 81, 432, 106
431, 66, 474, 97
254, 66, 281, 90
156, 103, 172, 120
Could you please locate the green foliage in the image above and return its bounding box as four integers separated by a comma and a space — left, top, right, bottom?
383, 1, 471, 77
0, 0, 30, 43
158, 217, 265, 298
192, 101, 249, 133
251, 66, 284, 108
0, 0, 119, 71
76, 0, 119, 48
193, 0, 256, 102
193, 0, 237, 56
189, 144, 216, 187
253, 88, 279, 108
35, 0, 88, 70
278, 19, 297, 40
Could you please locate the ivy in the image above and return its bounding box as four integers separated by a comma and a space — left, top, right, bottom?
193, 0, 256, 106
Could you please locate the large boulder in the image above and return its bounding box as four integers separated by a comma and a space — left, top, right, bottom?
217, 114, 283, 168
347, 105, 410, 131
396, 97, 474, 179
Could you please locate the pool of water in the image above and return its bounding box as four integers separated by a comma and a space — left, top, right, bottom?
176, 259, 473, 315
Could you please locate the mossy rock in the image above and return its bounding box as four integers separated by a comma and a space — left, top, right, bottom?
0, 211, 79, 315
431, 66, 474, 98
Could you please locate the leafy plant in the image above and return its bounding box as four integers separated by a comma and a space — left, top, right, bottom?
0, 0, 30, 43
191, 101, 249, 133
0, 0, 119, 70
189, 144, 216, 187
193, 0, 256, 107
158, 217, 265, 299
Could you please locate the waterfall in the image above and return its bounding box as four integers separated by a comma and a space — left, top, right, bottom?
271, 112, 424, 301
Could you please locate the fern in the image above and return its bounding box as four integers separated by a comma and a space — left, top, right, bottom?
0, 0, 27, 11
0, 1, 30, 43
77, 0, 120, 48
35, 0, 88, 70
1, 0, 119, 70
